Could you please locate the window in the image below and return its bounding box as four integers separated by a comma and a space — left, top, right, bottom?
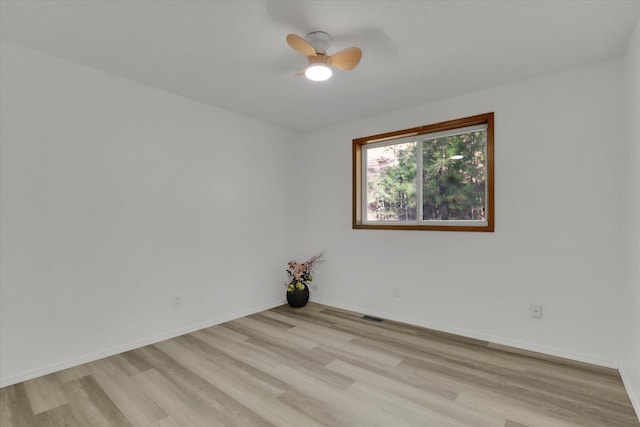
353, 113, 494, 231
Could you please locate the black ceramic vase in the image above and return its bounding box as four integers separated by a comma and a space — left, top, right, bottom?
286, 284, 310, 308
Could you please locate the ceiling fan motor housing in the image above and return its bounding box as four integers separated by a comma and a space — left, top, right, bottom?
305, 31, 331, 54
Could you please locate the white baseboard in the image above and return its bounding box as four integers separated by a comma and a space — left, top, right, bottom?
0, 299, 285, 388
312, 297, 620, 370
619, 366, 640, 423
3, 296, 628, 400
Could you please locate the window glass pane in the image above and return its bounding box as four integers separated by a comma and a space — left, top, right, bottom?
365, 141, 417, 221
422, 129, 486, 221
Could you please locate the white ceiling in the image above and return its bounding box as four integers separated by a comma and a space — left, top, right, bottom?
2, 0, 639, 132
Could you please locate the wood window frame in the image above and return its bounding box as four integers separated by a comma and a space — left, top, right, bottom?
353, 112, 494, 232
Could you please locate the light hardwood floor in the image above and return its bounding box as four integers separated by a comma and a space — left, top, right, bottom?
1, 302, 638, 427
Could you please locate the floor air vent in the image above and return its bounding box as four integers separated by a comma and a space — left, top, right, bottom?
361, 315, 384, 323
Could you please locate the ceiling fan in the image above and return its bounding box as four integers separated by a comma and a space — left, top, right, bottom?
286, 31, 362, 81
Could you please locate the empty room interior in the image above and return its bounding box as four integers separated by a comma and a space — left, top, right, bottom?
1, 1, 640, 426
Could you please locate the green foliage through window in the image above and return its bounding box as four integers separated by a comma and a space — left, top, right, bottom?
422, 130, 486, 221
366, 142, 417, 221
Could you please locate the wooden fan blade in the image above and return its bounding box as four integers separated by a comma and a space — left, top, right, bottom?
329, 47, 362, 71
287, 34, 317, 57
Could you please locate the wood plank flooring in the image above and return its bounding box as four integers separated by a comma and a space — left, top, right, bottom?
1, 302, 638, 426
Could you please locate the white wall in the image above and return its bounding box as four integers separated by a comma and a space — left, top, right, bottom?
297, 59, 627, 367
0, 41, 297, 386
622, 16, 640, 417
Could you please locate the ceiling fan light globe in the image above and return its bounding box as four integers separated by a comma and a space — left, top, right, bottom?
305, 65, 332, 81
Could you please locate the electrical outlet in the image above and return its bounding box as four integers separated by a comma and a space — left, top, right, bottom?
172, 295, 182, 309
393, 287, 401, 297
530, 304, 542, 319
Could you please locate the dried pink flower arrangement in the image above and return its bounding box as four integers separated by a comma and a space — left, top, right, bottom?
285, 252, 325, 292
